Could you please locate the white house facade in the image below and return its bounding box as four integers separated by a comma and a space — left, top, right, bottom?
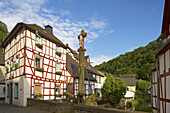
1, 23, 105, 106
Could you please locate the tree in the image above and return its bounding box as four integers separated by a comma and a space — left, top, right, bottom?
95, 40, 163, 81
0, 21, 8, 52
103, 75, 127, 105
136, 79, 150, 96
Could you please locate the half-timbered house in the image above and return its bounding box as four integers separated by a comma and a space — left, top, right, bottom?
1, 22, 104, 106
114, 75, 136, 99
151, 0, 170, 112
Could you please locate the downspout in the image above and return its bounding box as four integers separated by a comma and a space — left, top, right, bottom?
156, 58, 160, 113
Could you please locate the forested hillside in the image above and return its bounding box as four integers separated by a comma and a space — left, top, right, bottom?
0, 20, 8, 52
95, 40, 162, 81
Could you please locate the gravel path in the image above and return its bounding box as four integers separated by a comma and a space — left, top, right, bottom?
0, 100, 49, 113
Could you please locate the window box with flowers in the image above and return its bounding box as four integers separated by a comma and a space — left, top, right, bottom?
34, 93, 43, 99
36, 43, 43, 49
5, 67, 9, 73
14, 63, 19, 69
56, 94, 61, 97
10, 66, 14, 71
35, 67, 44, 72
56, 71, 62, 75
55, 51, 61, 57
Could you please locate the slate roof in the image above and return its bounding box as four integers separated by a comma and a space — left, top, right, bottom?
113, 75, 136, 86
0, 52, 5, 66
1, 22, 67, 48
66, 54, 96, 81
155, 0, 170, 56
161, 0, 170, 34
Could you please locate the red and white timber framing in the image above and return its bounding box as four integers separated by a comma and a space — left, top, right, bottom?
152, 34, 170, 113
4, 25, 95, 106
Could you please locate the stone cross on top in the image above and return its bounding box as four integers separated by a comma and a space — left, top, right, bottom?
78, 30, 87, 51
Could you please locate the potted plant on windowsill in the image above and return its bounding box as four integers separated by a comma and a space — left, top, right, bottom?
55, 51, 61, 57
36, 43, 43, 49
5, 67, 9, 73
10, 65, 14, 71
56, 94, 61, 97
14, 63, 19, 69
35, 67, 44, 72
56, 71, 62, 75
34, 93, 43, 99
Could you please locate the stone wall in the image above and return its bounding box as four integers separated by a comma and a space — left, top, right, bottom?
27, 98, 145, 113
74, 104, 144, 113
0, 83, 5, 99
27, 98, 74, 113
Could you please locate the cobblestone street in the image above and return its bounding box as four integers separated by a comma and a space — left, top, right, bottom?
0, 100, 49, 113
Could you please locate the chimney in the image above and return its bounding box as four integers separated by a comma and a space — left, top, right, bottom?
45, 25, 53, 34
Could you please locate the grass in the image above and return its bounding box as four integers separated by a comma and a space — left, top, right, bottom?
134, 90, 152, 112
135, 103, 152, 112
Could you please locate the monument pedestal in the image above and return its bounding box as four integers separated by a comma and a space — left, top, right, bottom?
77, 48, 86, 104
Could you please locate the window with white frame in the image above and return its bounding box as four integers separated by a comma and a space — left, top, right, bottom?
35, 56, 43, 68
56, 62, 61, 72
15, 55, 19, 69
55, 85, 61, 95
35, 34, 43, 45
10, 59, 14, 71
56, 44, 61, 52
14, 83, 18, 99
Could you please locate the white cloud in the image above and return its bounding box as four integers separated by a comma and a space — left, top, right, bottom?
0, 0, 114, 51
91, 55, 112, 66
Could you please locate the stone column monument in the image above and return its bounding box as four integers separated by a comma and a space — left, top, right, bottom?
77, 30, 87, 104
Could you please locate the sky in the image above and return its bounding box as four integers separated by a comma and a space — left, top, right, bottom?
0, 0, 165, 66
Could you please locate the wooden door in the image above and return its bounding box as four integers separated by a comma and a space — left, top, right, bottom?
68, 84, 73, 93
35, 85, 41, 95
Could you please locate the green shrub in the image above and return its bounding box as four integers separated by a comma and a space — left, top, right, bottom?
131, 99, 139, 107
127, 101, 132, 108
103, 75, 126, 105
